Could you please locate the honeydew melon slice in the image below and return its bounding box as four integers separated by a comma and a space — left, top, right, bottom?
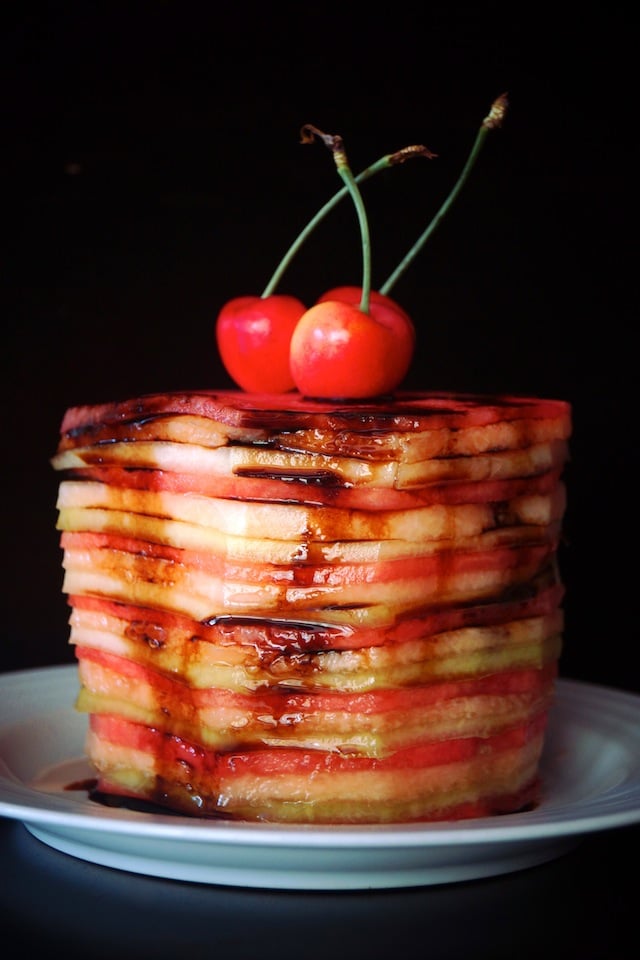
55, 414, 269, 452
58, 507, 561, 562
69, 599, 563, 692
84, 709, 547, 822
56, 464, 565, 512
56, 408, 571, 463
51, 438, 569, 490
60, 531, 557, 624
75, 647, 555, 755
56, 480, 566, 543
66, 584, 565, 653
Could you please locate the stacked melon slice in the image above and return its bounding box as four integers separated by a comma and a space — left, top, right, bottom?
51, 390, 571, 823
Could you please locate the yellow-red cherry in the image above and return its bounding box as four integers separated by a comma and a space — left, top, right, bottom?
216, 294, 306, 393
317, 286, 415, 345
289, 297, 416, 399
318, 285, 410, 321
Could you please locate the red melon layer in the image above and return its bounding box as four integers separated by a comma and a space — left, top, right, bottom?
59, 390, 571, 435
62, 466, 564, 511
67, 584, 565, 653
87, 710, 547, 823
76, 645, 557, 716
61, 535, 560, 627
92, 709, 548, 774
61, 531, 558, 585
75, 645, 556, 757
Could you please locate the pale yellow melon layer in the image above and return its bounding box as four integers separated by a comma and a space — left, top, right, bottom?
59, 509, 561, 562
69, 605, 563, 691
257, 414, 571, 461
76, 656, 555, 755
61, 548, 553, 625
56, 408, 570, 461
57, 479, 565, 543
51, 438, 569, 489
85, 731, 544, 824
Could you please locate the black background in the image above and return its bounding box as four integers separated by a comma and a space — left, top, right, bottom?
3, 2, 637, 690
2, 7, 639, 957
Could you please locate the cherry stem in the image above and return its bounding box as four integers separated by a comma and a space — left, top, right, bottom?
379, 93, 509, 296
299, 127, 373, 314
261, 141, 436, 299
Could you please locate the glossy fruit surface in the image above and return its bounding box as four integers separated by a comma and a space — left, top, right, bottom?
289, 298, 416, 399
317, 285, 410, 319
216, 294, 306, 392
58, 388, 571, 435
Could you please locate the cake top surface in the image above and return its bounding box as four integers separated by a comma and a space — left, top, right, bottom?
60, 389, 571, 436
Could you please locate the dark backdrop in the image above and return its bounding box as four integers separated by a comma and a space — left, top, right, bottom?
4, 3, 636, 689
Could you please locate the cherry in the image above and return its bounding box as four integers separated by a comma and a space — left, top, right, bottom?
215, 143, 434, 394
216, 95, 507, 398
318, 285, 411, 321
216, 294, 306, 392
289, 126, 416, 399
290, 297, 415, 399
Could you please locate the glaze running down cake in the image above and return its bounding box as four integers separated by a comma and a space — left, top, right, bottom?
51, 389, 571, 823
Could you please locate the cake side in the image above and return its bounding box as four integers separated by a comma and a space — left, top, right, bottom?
51, 389, 571, 823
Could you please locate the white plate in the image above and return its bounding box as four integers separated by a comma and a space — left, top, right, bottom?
1, 665, 639, 890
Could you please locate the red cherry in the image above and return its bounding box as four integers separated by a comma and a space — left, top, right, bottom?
317, 286, 416, 375
216, 294, 306, 393
289, 298, 415, 399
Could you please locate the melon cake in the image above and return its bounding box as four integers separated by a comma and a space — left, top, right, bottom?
51, 389, 571, 824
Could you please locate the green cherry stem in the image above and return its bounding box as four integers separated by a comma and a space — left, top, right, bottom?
299, 125, 374, 314
261, 142, 436, 298
379, 92, 509, 297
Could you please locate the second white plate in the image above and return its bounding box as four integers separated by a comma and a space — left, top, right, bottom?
1, 665, 639, 889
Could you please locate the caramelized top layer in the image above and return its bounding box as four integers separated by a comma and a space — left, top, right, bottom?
59, 390, 572, 437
